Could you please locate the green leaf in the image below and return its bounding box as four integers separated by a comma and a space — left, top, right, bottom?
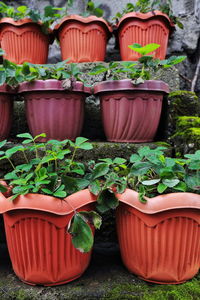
89, 180, 101, 195
162, 179, 180, 188
53, 190, 67, 198
157, 183, 167, 193
78, 142, 93, 150
17, 133, 33, 140
79, 211, 102, 229
142, 179, 160, 186
128, 43, 160, 56
5, 146, 24, 157
89, 65, 107, 75
113, 157, 127, 164
91, 163, 109, 180
96, 189, 119, 213
68, 213, 94, 253
130, 162, 152, 176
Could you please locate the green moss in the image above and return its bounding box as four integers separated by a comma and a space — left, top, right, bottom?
103, 275, 200, 300
168, 90, 200, 117
177, 116, 200, 129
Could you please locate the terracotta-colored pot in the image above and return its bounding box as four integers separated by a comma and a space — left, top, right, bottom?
18, 79, 91, 141
94, 79, 169, 142
0, 18, 54, 64
116, 189, 200, 284
54, 15, 112, 62
116, 11, 175, 61
0, 84, 15, 140
0, 189, 96, 286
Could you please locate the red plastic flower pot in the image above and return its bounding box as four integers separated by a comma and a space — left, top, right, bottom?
116, 11, 175, 61
116, 189, 200, 284
0, 18, 54, 64
0, 189, 96, 286
94, 79, 169, 142
0, 84, 15, 140
18, 80, 91, 141
54, 15, 112, 62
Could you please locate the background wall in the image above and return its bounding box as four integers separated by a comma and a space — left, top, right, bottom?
4, 0, 200, 94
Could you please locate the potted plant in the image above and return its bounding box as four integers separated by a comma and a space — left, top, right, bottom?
54, 0, 112, 62
113, 146, 200, 284
114, 0, 182, 61
91, 43, 186, 142
17, 61, 90, 141
0, 2, 64, 64
0, 134, 102, 286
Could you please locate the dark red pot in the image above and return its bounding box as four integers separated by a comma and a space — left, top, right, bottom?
94, 80, 169, 142
0, 84, 15, 140
18, 80, 91, 141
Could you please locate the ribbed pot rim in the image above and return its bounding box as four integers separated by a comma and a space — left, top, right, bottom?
18, 79, 91, 95
0, 84, 16, 94
116, 10, 175, 32
116, 189, 200, 214
54, 14, 112, 37
0, 17, 53, 33
93, 79, 169, 95
0, 17, 54, 42
0, 189, 96, 215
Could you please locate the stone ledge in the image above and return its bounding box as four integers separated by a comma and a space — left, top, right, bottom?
0, 241, 199, 300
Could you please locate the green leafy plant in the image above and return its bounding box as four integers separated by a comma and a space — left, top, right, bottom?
0, 2, 67, 33
89, 43, 186, 84
88, 157, 129, 213
113, 0, 183, 28
0, 57, 84, 88
128, 146, 200, 202
0, 133, 101, 253
64, 0, 103, 17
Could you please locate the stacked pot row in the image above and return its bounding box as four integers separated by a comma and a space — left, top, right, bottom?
0, 188, 200, 286
0, 79, 169, 143
0, 11, 175, 64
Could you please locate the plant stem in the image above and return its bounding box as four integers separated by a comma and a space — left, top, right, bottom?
7, 158, 15, 170
22, 150, 29, 164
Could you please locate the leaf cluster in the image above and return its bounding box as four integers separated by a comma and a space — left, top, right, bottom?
89, 43, 186, 84
113, 0, 183, 28
129, 147, 200, 202
0, 58, 83, 88
0, 2, 67, 33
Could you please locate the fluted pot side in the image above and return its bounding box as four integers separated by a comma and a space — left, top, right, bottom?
116, 190, 200, 284
0, 94, 13, 140
100, 91, 163, 142
24, 91, 85, 141
58, 23, 108, 62
0, 23, 50, 64
4, 206, 93, 286
119, 20, 169, 60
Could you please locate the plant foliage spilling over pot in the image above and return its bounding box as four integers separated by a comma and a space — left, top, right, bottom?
114, 0, 182, 61
16, 61, 90, 141
111, 146, 200, 284
0, 134, 102, 285
0, 2, 66, 64
91, 43, 186, 142
54, 0, 112, 62
86, 145, 200, 284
